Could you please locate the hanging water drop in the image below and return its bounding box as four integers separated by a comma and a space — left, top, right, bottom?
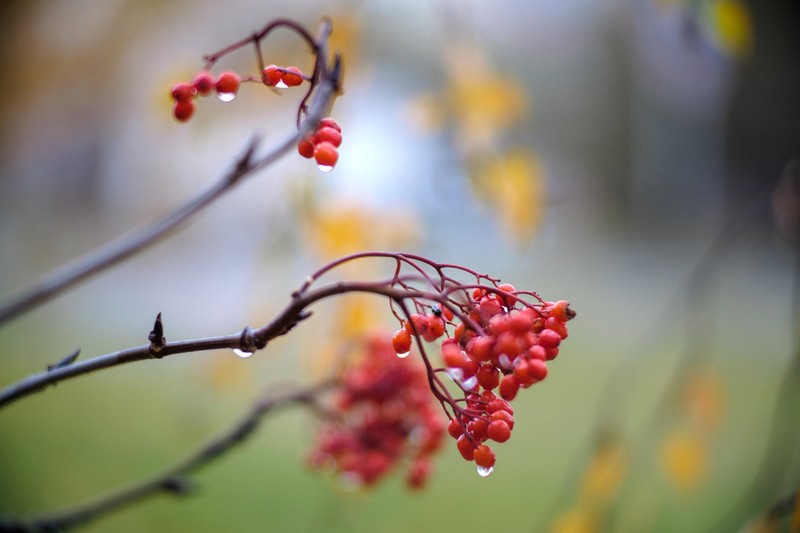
276, 80, 289, 89
462, 376, 478, 390
317, 164, 334, 173
217, 92, 236, 103
477, 465, 494, 477
233, 348, 253, 358
396, 351, 410, 359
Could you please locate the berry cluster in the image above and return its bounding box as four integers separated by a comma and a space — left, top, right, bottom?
391, 286, 575, 475
170, 71, 241, 122
308, 332, 445, 490
297, 118, 343, 172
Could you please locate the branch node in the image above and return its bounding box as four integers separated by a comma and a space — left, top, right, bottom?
330, 52, 344, 93
161, 476, 196, 496
148, 312, 166, 358
239, 326, 259, 353
47, 348, 80, 372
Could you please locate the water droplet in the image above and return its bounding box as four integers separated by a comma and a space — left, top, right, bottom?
317, 164, 334, 173
447, 368, 464, 381
462, 376, 478, 390
477, 465, 494, 477
498, 354, 511, 369
217, 92, 236, 103
233, 348, 253, 358
396, 351, 410, 359
276, 80, 288, 89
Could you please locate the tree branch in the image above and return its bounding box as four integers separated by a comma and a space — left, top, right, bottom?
0, 382, 334, 532
0, 20, 339, 328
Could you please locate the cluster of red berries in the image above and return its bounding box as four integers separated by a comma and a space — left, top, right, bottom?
170, 71, 241, 122
308, 332, 445, 490
261, 64, 305, 88
391, 286, 575, 474
297, 118, 343, 172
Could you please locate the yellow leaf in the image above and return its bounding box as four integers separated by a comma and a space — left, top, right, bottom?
478, 150, 545, 242
711, 0, 753, 58
550, 506, 598, 533
659, 431, 707, 492
579, 439, 627, 506
684, 365, 726, 431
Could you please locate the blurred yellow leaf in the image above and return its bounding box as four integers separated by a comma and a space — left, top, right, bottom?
579, 439, 627, 507
684, 365, 726, 431
710, 0, 753, 58
476, 149, 545, 242
550, 506, 598, 533
660, 431, 707, 492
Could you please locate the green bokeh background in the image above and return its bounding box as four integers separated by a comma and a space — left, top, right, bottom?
1, 1, 798, 531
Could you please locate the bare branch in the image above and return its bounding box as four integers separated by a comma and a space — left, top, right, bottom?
0, 382, 333, 532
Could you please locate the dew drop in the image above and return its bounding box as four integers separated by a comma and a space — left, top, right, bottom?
217, 92, 236, 103
447, 368, 465, 381
233, 348, 253, 358
276, 80, 289, 89
498, 354, 512, 370
477, 465, 494, 477
396, 351, 410, 359
462, 376, 478, 390
317, 164, 334, 173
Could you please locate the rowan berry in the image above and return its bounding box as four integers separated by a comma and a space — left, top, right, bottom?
487, 420, 511, 443
262, 64, 282, 86
405, 314, 429, 337
192, 72, 216, 96
320, 117, 341, 132
406, 458, 432, 490
392, 329, 412, 355
314, 126, 343, 148
215, 71, 240, 96
171, 82, 196, 101
282, 66, 305, 86
313, 142, 339, 169
476, 364, 500, 390
456, 435, 475, 460
425, 315, 446, 341
448, 418, 465, 439
490, 409, 515, 430
297, 138, 315, 159
467, 335, 494, 362
499, 374, 520, 401
473, 445, 496, 468
538, 328, 562, 350
173, 99, 195, 122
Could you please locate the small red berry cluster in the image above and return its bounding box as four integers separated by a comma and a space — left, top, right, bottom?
391, 286, 575, 474
170, 71, 241, 122
308, 333, 445, 490
261, 64, 305, 88
297, 118, 343, 172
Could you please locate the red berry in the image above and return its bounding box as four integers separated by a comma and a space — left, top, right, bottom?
456, 435, 475, 460
297, 138, 315, 159
469, 417, 489, 440
406, 458, 431, 490
499, 374, 520, 401
314, 126, 343, 148
476, 364, 500, 390
282, 66, 304, 86
319, 117, 341, 132
262, 64, 282, 86
392, 329, 412, 354
173, 99, 195, 122
192, 72, 216, 96
405, 314, 429, 337
538, 329, 562, 350
171, 82, 196, 101
313, 142, 339, 168
215, 71, 240, 95
425, 315, 446, 342
490, 409, 515, 430
487, 420, 511, 442
448, 418, 464, 439
473, 445, 496, 468
442, 343, 466, 369
467, 336, 494, 362
487, 398, 513, 415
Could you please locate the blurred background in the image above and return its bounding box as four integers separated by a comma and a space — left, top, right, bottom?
1, 0, 799, 531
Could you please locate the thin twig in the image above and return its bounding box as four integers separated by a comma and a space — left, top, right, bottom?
0, 382, 334, 532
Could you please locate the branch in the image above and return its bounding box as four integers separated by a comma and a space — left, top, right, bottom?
0, 19, 339, 327
0, 382, 333, 532
0, 280, 441, 408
